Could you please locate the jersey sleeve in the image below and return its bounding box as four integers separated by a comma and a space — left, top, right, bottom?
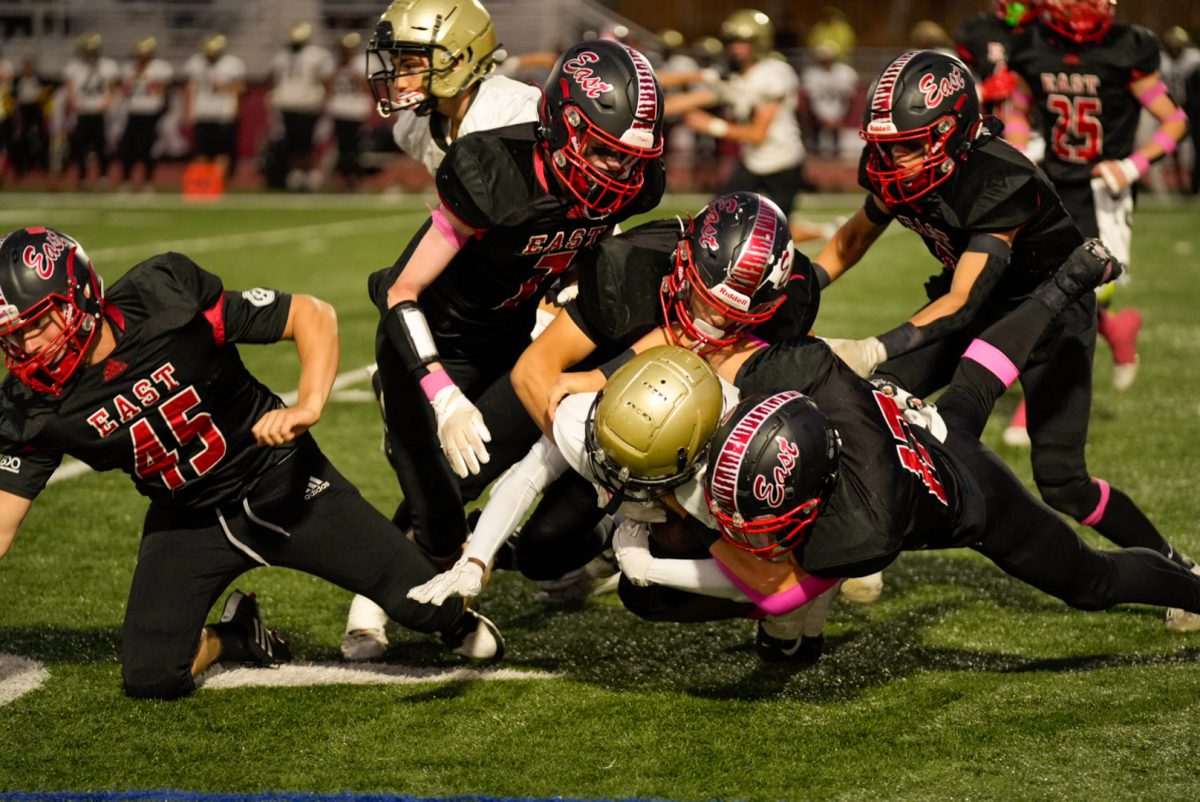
1127, 26, 1162, 77
0, 445, 61, 500
753, 255, 821, 341
754, 60, 798, 103
435, 134, 528, 229
736, 337, 837, 396
962, 171, 1037, 233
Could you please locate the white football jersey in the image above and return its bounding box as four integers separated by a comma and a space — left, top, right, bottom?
391, 74, 541, 175
123, 58, 174, 115
269, 44, 335, 112
327, 54, 372, 121
185, 54, 245, 122
715, 58, 805, 174
63, 57, 120, 115
801, 61, 858, 126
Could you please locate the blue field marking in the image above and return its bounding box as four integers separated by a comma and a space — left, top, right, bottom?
0, 793, 673, 802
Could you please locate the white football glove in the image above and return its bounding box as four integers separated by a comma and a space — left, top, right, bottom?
612, 518, 654, 587
821, 336, 887, 378
431, 384, 492, 478
616, 499, 669, 524
406, 555, 485, 606
1093, 159, 1140, 198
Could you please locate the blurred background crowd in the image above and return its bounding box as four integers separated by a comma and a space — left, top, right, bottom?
0, 0, 1196, 196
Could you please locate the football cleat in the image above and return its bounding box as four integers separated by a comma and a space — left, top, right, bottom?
839, 572, 884, 604
441, 608, 505, 660
340, 627, 388, 662
220, 589, 293, 666
755, 623, 824, 666
1164, 554, 1200, 632
1101, 308, 1142, 391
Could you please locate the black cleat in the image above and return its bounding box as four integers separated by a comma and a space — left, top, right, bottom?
220, 589, 293, 666
755, 623, 824, 666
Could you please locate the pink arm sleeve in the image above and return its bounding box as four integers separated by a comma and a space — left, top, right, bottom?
714, 558, 839, 616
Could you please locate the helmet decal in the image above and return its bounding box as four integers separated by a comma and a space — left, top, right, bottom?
753, 435, 800, 509
707, 390, 799, 516
622, 43, 661, 148
562, 51, 614, 98
867, 50, 920, 132
918, 64, 967, 109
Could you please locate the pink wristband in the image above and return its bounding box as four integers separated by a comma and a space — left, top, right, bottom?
419, 369, 454, 402
1010, 88, 1031, 107
1004, 120, 1031, 135
1152, 129, 1180, 156
1166, 108, 1188, 124
714, 558, 839, 616
1129, 152, 1151, 176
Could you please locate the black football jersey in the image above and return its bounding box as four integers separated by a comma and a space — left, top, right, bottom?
955, 13, 1020, 114
566, 217, 821, 358
859, 136, 1082, 303
370, 123, 665, 361
1009, 23, 1161, 184
0, 254, 292, 509
733, 338, 979, 577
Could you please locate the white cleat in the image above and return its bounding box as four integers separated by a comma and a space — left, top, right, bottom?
1164, 608, 1200, 632
839, 572, 884, 604
445, 609, 505, 660
340, 628, 388, 662
1002, 424, 1032, 448
1112, 358, 1139, 392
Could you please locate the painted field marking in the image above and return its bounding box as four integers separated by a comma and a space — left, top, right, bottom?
0, 654, 50, 707
198, 661, 558, 690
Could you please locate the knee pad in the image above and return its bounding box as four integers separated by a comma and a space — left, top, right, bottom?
1036, 475, 1102, 523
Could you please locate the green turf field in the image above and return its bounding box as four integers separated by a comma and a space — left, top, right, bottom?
1, 193, 1198, 801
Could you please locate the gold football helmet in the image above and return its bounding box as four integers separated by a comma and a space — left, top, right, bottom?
720, 9, 775, 56
133, 37, 157, 58
586, 346, 725, 503
367, 0, 499, 116
202, 34, 227, 59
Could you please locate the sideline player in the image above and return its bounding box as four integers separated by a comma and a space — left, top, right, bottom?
0, 228, 502, 700
1004, 0, 1189, 401
339, 0, 594, 660
810, 50, 1197, 619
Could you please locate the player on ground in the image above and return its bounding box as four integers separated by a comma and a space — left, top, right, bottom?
0, 228, 502, 700
811, 50, 1198, 621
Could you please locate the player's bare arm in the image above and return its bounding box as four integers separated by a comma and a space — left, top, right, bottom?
999, 73, 1034, 151
1094, 71, 1190, 195
685, 98, 781, 146
812, 197, 892, 284
0, 490, 33, 560
251, 294, 339, 447
510, 310, 601, 438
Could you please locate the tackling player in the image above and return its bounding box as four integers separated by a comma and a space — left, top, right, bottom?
811, 50, 1197, 623
0, 228, 502, 700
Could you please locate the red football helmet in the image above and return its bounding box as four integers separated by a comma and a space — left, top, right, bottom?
995, 1, 1038, 27
861, 50, 982, 205
1041, 0, 1116, 43
0, 227, 104, 395
705, 391, 841, 560
660, 192, 794, 355
539, 40, 664, 218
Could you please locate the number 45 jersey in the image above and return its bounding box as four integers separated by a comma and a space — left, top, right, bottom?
0, 254, 294, 509
1008, 23, 1161, 185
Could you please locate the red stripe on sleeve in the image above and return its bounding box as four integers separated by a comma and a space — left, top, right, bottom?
202, 294, 227, 345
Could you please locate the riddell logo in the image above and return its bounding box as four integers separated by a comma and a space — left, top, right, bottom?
103, 360, 129, 382
304, 476, 330, 500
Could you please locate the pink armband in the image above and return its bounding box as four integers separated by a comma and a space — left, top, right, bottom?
714, 559, 839, 616
1166, 108, 1188, 124
1152, 129, 1181, 156
431, 204, 470, 249
1004, 120, 1032, 136
1010, 88, 1031, 108
419, 369, 454, 402
963, 339, 1019, 389
1136, 80, 1167, 107
1129, 152, 1151, 176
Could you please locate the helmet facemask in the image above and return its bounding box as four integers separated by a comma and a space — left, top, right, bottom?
1041, 0, 1116, 44
0, 281, 99, 397
708, 491, 822, 560
367, 45, 442, 116
546, 100, 661, 219
863, 119, 960, 205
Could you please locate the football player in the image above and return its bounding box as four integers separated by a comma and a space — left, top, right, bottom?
955, 2, 1038, 116
810, 50, 1198, 623
1004, 0, 1190, 398
406, 193, 812, 617
0, 228, 502, 700
366, 35, 664, 610
341, 0, 547, 660
117, 37, 173, 191
613, 238, 1200, 643
62, 33, 119, 189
